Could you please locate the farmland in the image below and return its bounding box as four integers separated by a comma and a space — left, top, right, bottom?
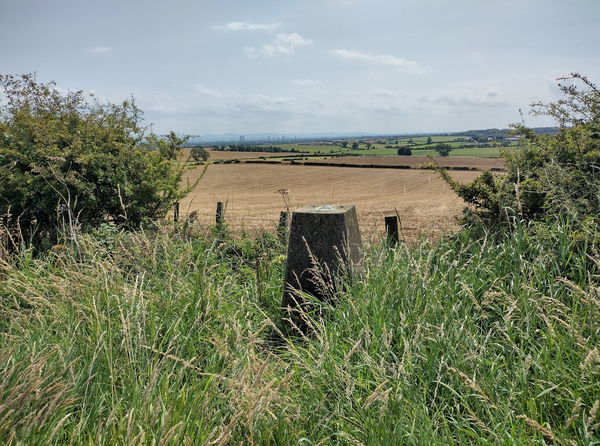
250, 135, 521, 158
178, 138, 507, 241
180, 148, 310, 161
180, 163, 481, 241
287, 155, 505, 170
2, 71, 599, 445
204, 145, 512, 159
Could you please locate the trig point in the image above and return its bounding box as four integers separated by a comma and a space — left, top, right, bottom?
282, 204, 362, 323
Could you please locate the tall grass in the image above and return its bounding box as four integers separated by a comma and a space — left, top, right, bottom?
0, 221, 598, 444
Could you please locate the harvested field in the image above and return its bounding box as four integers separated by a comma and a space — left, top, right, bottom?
180, 148, 309, 161
180, 163, 481, 241
297, 155, 505, 170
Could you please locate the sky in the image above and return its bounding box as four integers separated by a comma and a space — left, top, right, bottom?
1, 0, 600, 136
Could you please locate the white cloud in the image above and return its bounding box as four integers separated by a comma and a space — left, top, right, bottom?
431, 91, 509, 108
86, 46, 112, 54
192, 85, 231, 99
188, 85, 295, 114
123, 80, 520, 134
212, 21, 281, 31
372, 89, 398, 98
291, 79, 322, 86
331, 49, 429, 74
245, 33, 313, 58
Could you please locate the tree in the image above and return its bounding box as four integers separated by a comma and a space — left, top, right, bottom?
351, 141, 359, 150
438, 73, 600, 225
434, 143, 453, 157
427, 136, 433, 144
341, 141, 348, 148
397, 147, 412, 156
0, 74, 187, 247
191, 146, 209, 162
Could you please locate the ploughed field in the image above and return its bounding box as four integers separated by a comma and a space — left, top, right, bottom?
180, 163, 481, 241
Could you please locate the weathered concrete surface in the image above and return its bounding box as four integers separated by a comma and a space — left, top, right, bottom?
282, 204, 362, 323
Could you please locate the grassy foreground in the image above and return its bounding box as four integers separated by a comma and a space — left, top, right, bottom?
1, 223, 599, 445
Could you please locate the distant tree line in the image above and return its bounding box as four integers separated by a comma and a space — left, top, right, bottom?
455, 127, 557, 142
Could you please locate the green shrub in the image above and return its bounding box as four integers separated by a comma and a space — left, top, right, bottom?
439, 73, 600, 226
190, 146, 209, 162
0, 74, 187, 247
433, 143, 453, 157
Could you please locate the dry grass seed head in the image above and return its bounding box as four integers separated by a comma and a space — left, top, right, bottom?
580, 348, 600, 370
587, 400, 600, 437
0, 350, 76, 439
363, 380, 391, 409
447, 366, 497, 409
558, 277, 600, 311
517, 414, 564, 445
564, 398, 583, 429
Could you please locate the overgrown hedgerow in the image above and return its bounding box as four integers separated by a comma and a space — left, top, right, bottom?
0, 74, 189, 250
439, 73, 600, 228
0, 221, 598, 445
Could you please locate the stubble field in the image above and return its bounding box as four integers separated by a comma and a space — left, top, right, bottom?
180, 148, 310, 161
180, 163, 481, 241
292, 155, 505, 170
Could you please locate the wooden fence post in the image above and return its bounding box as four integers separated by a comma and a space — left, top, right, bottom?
173, 201, 180, 223
215, 202, 224, 225
385, 215, 399, 245
282, 204, 362, 330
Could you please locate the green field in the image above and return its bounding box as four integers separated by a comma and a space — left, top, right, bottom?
257, 140, 519, 158
394, 135, 462, 144
411, 146, 517, 158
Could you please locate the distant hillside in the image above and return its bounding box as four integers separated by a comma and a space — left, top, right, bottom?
455, 127, 559, 142
183, 127, 559, 146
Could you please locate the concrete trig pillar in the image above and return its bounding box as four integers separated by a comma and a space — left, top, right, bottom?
282, 204, 362, 327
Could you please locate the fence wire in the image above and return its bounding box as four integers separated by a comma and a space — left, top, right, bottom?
173, 206, 458, 242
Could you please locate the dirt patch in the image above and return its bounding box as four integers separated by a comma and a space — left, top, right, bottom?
179, 163, 481, 242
